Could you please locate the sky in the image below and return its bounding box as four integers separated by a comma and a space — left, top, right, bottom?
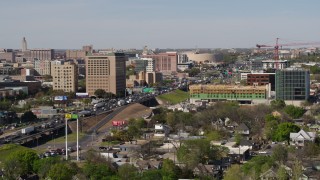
0, 0, 320, 49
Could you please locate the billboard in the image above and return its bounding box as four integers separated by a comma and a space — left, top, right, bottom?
76, 93, 89, 98
54, 96, 67, 101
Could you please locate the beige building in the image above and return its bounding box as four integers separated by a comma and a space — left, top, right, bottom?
86, 53, 126, 96
141, 52, 177, 75
52, 61, 78, 92
34, 60, 51, 76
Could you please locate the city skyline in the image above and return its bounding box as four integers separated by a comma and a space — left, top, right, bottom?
0, 0, 320, 49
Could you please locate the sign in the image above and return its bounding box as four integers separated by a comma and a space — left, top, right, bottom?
65, 114, 78, 119
76, 93, 89, 98
71, 114, 78, 119
143, 88, 154, 93
65, 114, 72, 119
112, 120, 126, 127
54, 96, 67, 101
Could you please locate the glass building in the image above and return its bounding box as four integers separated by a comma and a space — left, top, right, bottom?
275, 69, 310, 100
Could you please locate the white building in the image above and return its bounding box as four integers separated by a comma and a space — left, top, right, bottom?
262, 60, 289, 69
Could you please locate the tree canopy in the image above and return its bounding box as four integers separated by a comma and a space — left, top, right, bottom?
284, 105, 305, 119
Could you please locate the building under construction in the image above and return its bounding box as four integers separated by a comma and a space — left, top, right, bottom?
189, 84, 270, 104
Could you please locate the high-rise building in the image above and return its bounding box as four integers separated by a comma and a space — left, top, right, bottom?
86, 53, 126, 96
133, 58, 155, 73
22, 37, 27, 52
52, 61, 78, 92
275, 68, 310, 100
141, 52, 177, 75
34, 60, 51, 76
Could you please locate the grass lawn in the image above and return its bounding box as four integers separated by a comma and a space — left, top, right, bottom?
47, 132, 85, 144
157, 89, 189, 105
100, 141, 120, 146
0, 144, 34, 162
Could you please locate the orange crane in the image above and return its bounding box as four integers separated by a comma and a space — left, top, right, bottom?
256, 38, 320, 69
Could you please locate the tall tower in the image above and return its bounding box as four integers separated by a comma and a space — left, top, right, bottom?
22, 37, 27, 52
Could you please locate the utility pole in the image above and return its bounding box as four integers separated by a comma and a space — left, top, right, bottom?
77, 117, 79, 161
65, 117, 68, 160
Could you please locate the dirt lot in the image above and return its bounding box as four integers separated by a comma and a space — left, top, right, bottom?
99, 103, 152, 131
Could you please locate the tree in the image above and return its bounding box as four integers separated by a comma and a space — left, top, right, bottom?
2, 149, 39, 179
47, 163, 76, 180
161, 159, 181, 180
94, 89, 107, 98
273, 122, 300, 142
177, 139, 228, 169
265, 114, 280, 140
272, 145, 288, 164
271, 100, 286, 110
117, 164, 138, 180
83, 163, 115, 180
224, 165, 244, 180
33, 157, 61, 179
242, 156, 275, 178
21, 111, 37, 122
292, 158, 303, 180
277, 166, 289, 180
141, 169, 162, 180
284, 105, 305, 119
302, 141, 320, 158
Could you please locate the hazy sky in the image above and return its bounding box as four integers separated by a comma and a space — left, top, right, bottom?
1, 0, 319, 49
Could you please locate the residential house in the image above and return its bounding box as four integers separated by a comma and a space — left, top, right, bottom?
193, 163, 222, 179
289, 130, 316, 146
236, 123, 250, 135
259, 167, 278, 180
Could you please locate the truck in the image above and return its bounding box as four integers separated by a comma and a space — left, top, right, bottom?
21, 126, 35, 135
117, 100, 125, 106
93, 102, 105, 109
78, 110, 92, 117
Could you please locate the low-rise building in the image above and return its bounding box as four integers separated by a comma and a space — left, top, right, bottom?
290, 130, 316, 146
189, 84, 270, 104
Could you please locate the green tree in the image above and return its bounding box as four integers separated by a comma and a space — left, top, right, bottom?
264, 114, 280, 140
242, 156, 274, 177
273, 122, 300, 142
117, 164, 138, 180
224, 164, 244, 180
277, 166, 289, 180
292, 158, 303, 180
141, 169, 162, 180
271, 99, 286, 110
94, 89, 107, 98
177, 139, 228, 169
21, 111, 37, 122
284, 105, 305, 119
2, 149, 39, 179
47, 163, 76, 180
33, 157, 61, 179
161, 159, 181, 180
83, 163, 115, 180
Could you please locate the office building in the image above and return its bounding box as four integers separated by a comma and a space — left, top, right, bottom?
52, 61, 78, 92
275, 68, 310, 101
22, 37, 27, 52
133, 58, 155, 73
34, 60, 51, 76
86, 53, 126, 96
141, 52, 177, 75
246, 73, 275, 91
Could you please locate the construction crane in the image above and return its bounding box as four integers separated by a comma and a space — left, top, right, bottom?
256, 38, 320, 69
